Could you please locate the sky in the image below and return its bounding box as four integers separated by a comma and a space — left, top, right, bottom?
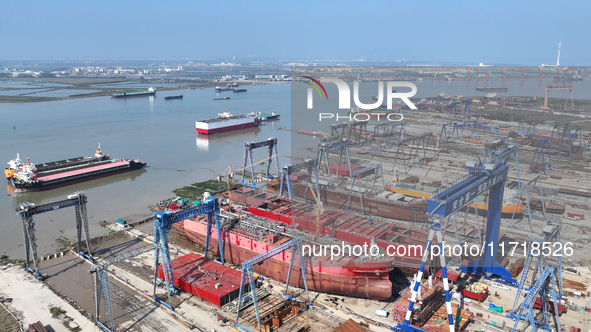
1, 0, 589, 65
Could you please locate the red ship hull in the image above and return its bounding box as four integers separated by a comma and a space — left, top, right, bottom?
176, 220, 395, 300
196, 122, 258, 135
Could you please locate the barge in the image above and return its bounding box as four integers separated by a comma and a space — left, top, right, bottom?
5, 145, 146, 192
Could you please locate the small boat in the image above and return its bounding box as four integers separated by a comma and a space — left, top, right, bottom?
164, 95, 183, 100
252, 112, 280, 121
215, 86, 233, 92
214, 97, 230, 100
233, 89, 247, 93
111, 87, 156, 98
476, 87, 508, 92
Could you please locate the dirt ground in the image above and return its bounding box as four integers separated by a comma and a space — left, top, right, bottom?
0, 305, 21, 332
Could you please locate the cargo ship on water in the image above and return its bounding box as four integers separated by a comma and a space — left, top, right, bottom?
196, 109, 261, 135
5, 145, 146, 192
476, 87, 508, 92
162, 189, 429, 300
215, 83, 239, 92
111, 87, 156, 98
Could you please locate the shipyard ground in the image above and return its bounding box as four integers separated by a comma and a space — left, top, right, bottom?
2, 217, 589, 332
2, 103, 591, 331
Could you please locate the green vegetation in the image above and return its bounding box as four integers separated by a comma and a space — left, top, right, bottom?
173, 179, 239, 200
0, 254, 24, 265
49, 307, 80, 331
55, 236, 71, 252
62, 321, 81, 332
49, 306, 66, 318
98, 220, 110, 228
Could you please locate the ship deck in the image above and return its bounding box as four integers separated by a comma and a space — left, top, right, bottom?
37, 160, 131, 181
231, 188, 430, 268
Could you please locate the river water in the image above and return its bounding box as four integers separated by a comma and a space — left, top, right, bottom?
1, 78, 590, 259
0, 83, 292, 259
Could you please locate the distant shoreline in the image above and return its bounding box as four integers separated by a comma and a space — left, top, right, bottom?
0, 77, 289, 103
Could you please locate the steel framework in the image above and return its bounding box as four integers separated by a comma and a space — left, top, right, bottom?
509, 266, 561, 332
530, 139, 552, 174
397, 159, 511, 332
345, 163, 384, 214
509, 174, 545, 232
235, 237, 309, 331
152, 196, 223, 309
315, 140, 353, 194
16, 191, 91, 278
90, 245, 156, 332
278, 159, 316, 200
242, 137, 280, 188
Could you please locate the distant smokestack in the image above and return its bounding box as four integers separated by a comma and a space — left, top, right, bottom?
556, 42, 562, 66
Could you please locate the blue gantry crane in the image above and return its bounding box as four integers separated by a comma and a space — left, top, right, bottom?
440, 122, 460, 141
517, 119, 536, 137
508, 174, 544, 232
485, 140, 520, 190
530, 138, 552, 174
449, 100, 471, 119
315, 140, 353, 194
235, 237, 309, 331
16, 191, 92, 279
371, 122, 407, 148
509, 220, 563, 332
345, 163, 384, 214
396, 156, 512, 332
278, 158, 316, 200
242, 137, 280, 188
509, 266, 561, 332
152, 196, 223, 309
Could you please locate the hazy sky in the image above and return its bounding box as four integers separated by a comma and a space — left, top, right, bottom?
1, 0, 589, 65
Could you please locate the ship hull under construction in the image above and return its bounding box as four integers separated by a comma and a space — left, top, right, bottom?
292, 182, 429, 222
175, 220, 395, 300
